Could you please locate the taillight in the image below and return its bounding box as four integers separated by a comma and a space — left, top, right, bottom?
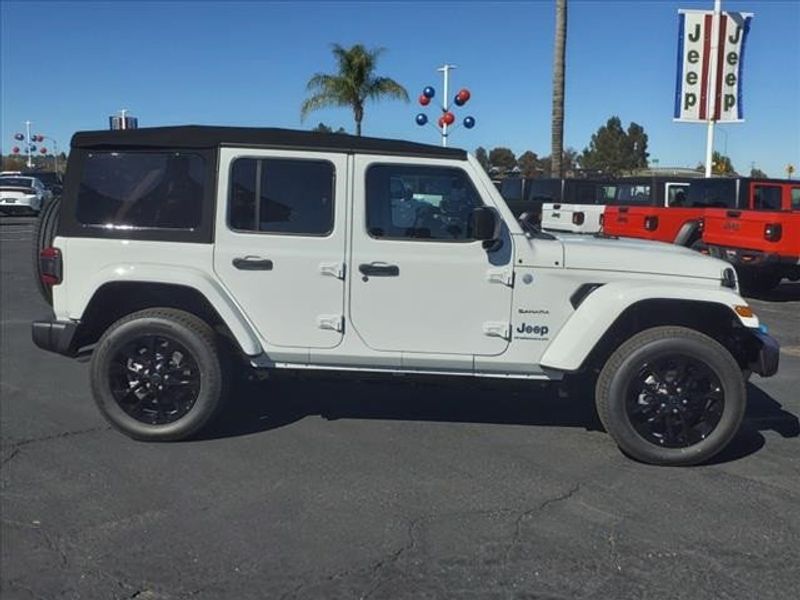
572, 211, 585, 225
39, 246, 62, 286
644, 216, 659, 231
764, 223, 782, 242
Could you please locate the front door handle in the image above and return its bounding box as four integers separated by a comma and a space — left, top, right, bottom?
233, 256, 273, 271
359, 262, 399, 277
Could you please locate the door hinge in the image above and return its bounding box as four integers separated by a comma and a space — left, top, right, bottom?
482, 321, 511, 340
317, 314, 344, 332
319, 262, 345, 280
486, 268, 514, 287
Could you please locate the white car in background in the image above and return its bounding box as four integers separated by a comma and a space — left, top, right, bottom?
0, 175, 51, 215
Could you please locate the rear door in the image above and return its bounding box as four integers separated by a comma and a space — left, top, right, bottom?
214, 148, 347, 350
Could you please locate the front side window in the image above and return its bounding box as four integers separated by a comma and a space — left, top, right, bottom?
76, 151, 205, 229
792, 188, 800, 211
753, 185, 782, 211
229, 158, 334, 235
366, 165, 482, 241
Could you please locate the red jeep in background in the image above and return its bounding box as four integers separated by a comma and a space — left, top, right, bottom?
601, 177, 709, 246
703, 179, 800, 292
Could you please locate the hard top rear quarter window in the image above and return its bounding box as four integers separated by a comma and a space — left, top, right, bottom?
228, 157, 334, 236
686, 179, 737, 208
60, 148, 216, 243
366, 164, 483, 241
752, 184, 782, 211
76, 151, 205, 229
526, 179, 561, 202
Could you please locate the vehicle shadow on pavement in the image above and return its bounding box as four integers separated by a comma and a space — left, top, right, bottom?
204, 375, 800, 464
745, 281, 800, 302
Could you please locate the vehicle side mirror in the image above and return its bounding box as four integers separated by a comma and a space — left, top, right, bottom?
471, 206, 501, 250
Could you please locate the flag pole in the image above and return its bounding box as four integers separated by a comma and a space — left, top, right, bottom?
704, 0, 722, 177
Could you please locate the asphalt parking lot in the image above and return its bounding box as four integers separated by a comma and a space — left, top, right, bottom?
2, 215, 799, 600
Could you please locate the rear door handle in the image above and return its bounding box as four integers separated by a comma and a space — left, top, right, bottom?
726, 210, 741, 218
359, 263, 399, 277
233, 256, 273, 271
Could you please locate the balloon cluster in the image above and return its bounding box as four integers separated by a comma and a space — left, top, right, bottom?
11, 133, 46, 154
414, 86, 475, 131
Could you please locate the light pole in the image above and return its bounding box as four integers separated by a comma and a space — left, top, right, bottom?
25, 120, 33, 168
437, 64, 456, 147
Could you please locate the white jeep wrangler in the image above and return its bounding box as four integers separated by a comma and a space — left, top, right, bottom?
32, 126, 779, 465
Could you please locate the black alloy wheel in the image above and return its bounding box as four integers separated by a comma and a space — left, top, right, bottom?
91, 308, 226, 441
625, 354, 724, 448
109, 334, 201, 425
595, 326, 746, 466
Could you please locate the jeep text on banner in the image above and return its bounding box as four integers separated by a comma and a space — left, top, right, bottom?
674, 10, 753, 123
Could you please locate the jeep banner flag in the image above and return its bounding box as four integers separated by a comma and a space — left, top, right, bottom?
674, 10, 753, 122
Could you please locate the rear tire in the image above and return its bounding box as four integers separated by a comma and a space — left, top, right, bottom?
596, 326, 746, 466
32, 195, 62, 304
90, 308, 227, 441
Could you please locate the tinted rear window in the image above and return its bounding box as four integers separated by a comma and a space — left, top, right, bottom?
686, 179, 737, 208
0, 177, 35, 188
76, 151, 205, 229
525, 179, 561, 202
752, 185, 782, 211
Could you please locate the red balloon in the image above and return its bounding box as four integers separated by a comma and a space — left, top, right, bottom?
458, 88, 471, 102
12, 146, 20, 154
419, 94, 430, 106
41, 147, 48, 154
437, 116, 445, 128
443, 112, 455, 125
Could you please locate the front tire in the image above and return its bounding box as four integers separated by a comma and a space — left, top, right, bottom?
596, 326, 746, 466
90, 308, 226, 441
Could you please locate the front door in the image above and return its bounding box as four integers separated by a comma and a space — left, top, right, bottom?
349, 157, 514, 360
214, 148, 347, 350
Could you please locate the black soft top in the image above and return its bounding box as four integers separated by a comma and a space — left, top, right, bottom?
71, 125, 467, 160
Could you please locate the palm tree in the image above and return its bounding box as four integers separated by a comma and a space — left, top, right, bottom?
551, 0, 567, 178
301, 44, 409, 136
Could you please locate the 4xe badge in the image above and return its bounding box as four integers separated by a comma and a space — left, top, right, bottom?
514, 322, 550, 340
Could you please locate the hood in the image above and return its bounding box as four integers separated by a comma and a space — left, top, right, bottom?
556, 233, 730, 281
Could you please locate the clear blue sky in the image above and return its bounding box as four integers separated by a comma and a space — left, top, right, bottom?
1, 0, 798, 176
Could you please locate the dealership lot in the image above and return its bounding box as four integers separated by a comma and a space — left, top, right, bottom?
2, 216, 799, 599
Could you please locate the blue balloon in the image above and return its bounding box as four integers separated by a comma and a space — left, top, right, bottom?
454, 95, 465, 107
14, 133, 24, 141
415, 113, 428, 126
423, 86, 435, 99
30, 145, 37, 152
463, 116, 475, 129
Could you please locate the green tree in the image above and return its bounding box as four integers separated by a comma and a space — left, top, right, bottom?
750, 166, 767, 178
475, 147, 490, 172
580, 116, 649, 175
695, 152, 736, 175
712, 152, 736, 175
551, 0, 567, 178
626, 122, 649, 169
301, 44, 409, 136
518, 151, 541, 178
489, 147, 517, 174
312, 122, 346, 134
